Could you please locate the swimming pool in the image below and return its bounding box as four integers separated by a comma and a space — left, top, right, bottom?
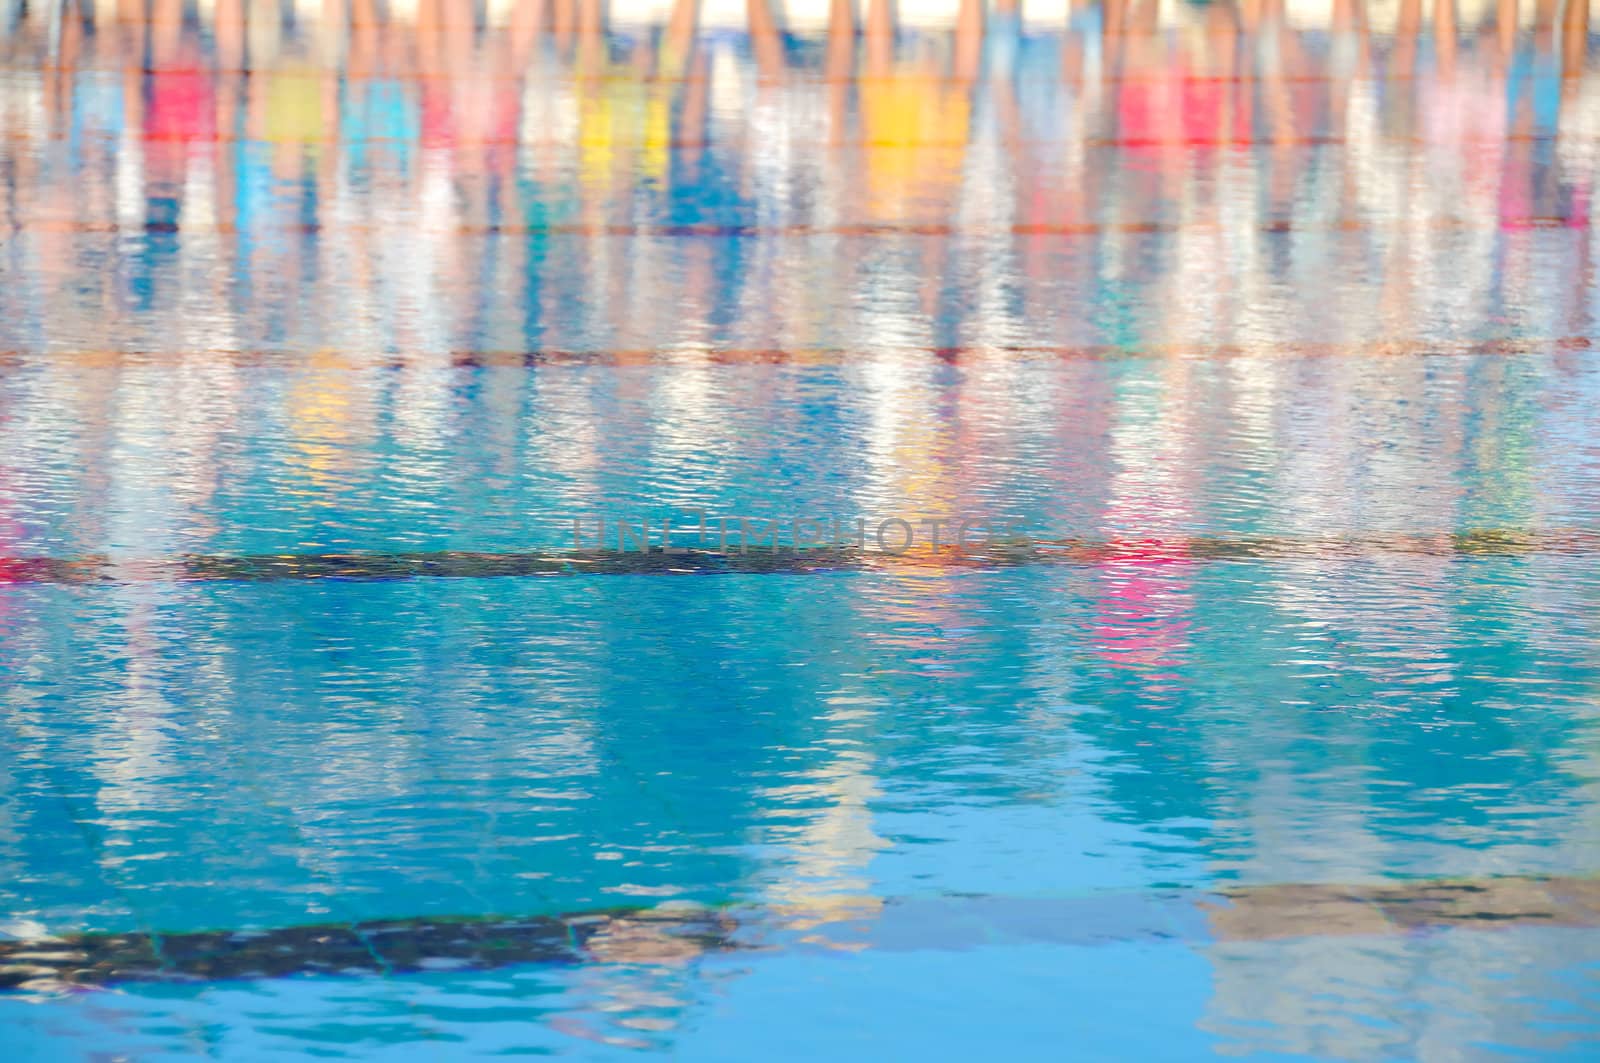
2, 1, 1599, 1058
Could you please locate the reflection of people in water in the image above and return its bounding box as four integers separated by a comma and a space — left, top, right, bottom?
856, 0, 973, 228
0, 445, 23, 599
7, 0, 1596, 370
1090, 414, 1196, 683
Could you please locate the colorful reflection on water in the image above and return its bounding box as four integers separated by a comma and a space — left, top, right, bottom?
1, 1, 1599, 1059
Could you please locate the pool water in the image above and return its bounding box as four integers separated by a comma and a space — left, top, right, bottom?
2, 1, 1600, 1058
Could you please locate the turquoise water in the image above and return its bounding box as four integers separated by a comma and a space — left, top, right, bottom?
3, 1, 1600, 1058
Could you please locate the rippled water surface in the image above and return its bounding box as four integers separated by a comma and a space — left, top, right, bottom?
3, 0, 1600, 1058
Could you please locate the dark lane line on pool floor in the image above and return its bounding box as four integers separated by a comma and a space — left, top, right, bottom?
4, 874, 1599, 992
3, 530, 1600, 587
2, 336, 1594, 368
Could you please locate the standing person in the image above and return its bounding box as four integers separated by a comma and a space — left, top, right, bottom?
133, 0, 216, 334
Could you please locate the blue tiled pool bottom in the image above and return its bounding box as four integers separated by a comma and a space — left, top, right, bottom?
4, 930, 1597, 1060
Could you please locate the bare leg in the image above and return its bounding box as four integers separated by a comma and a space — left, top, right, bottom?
1561, 0, 1589, 81
663, 0, 698, 78
748, 0, 784, 81
865, 0, 893, 78
954, 0, 982, 84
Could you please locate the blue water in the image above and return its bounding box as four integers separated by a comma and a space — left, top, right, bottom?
3, 1, 1600, 1059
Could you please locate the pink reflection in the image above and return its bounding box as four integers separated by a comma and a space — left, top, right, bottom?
1090, 541, 1194, 679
